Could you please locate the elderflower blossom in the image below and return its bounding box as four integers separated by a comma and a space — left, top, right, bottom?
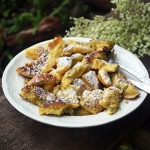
65, 0, 150, 57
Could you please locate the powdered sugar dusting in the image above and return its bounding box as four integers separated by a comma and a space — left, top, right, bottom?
35, 46, 48, 56
82, 89, 103, 101
34, 86, 48, 99
57, 57, 72, 69
99, 70, 111, 84
72, 78, 91, 91
30, 73, 55, 83
82, 89, 103, 109
57, 88, 79, 104
33, 86, 57, 106
22, 54, 48, 76
83, 71, 100, 89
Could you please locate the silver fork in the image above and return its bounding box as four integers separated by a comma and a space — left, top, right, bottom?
109, 57, 150, 85
119, 64, 150, 85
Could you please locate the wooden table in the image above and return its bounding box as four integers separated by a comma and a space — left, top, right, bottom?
0, 55, 150, 150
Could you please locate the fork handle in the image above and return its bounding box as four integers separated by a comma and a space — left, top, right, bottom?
119, 64, 150, 85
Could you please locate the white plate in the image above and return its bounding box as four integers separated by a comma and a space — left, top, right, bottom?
2, 37, 149, 128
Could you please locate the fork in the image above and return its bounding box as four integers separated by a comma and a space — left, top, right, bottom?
109, 58, 150, 85
119, 64, 150, 85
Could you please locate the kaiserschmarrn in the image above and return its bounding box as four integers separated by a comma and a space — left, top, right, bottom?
17, 36, 140, 116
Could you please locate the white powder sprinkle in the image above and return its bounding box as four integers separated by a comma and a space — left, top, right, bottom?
83, 71, 100, 89
99, 70, 111, 84
23, 54, 48, 76
57, 88, 79, 104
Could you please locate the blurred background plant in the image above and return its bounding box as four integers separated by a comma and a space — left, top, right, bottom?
0, 0, 113, 77
0, 0, 45, 36
0, 0, 90, 37
66, 0, 150, 58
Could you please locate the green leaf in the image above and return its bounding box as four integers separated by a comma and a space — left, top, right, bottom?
50, 0, 69, 16
2, 9, 10, 17
32, 26, 38, 35
4, 50, 13, 61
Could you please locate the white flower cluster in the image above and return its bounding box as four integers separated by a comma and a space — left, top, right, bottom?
65, 0, 150, 57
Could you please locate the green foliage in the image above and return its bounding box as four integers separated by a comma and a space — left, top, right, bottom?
0, 0, 89, 36
4, 50, 13, 60
0, 0, 89, 62
50, 0, 69, 17
50, 0, 89, 31
0, 0, 45, 35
